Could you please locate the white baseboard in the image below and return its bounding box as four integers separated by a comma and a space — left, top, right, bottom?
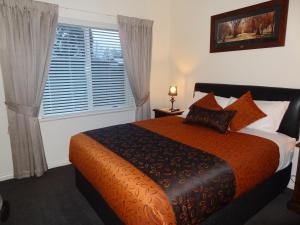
47, 160, 71, 169
0, 161, 70, 182
0, 174, 13, 182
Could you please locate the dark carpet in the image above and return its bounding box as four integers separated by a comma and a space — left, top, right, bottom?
0, 165, 299, 225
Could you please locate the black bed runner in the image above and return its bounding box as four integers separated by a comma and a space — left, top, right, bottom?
85, 123, 235, 224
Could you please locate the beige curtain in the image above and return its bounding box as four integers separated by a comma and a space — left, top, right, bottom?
0, 0, 58, 178
117, 15, 153, 121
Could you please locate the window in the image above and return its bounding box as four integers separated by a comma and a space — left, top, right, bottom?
41, 24, 133, 117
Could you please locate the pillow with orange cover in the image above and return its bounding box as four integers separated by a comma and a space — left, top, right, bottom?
191, 92, 223, 110
225, 91, 266, 131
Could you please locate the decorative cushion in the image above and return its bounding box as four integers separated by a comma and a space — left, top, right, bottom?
191, 92, 223, 111
225, 91, 267, 132
194, 91, 231, 108
184, 105, 236, 133
228, 97, 290, 132
182, 92, 230, 118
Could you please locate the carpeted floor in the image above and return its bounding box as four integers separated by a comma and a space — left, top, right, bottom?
0, 165, 299, 225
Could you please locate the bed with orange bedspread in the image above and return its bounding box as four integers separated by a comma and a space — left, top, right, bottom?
69, 116, 279, 225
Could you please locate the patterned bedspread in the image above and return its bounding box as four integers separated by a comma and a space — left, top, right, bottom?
69, 116, 279, 225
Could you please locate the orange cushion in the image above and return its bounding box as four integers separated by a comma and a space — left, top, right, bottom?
225, 91, 266, 131
191, 92, 223, 110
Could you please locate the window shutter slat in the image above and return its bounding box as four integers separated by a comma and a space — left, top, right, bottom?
90, 28, 129, 109
42, 24, 133, 117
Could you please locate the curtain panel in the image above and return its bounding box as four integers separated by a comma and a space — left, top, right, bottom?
0, 0, 58, 178
117, 15, 154, 121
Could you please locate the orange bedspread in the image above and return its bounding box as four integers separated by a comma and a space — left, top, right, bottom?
69, 116, 279, 225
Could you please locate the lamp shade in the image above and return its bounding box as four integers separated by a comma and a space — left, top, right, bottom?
168, 86, 177, 96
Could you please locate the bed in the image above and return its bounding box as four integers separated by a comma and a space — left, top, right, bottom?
70, 83, 300, 225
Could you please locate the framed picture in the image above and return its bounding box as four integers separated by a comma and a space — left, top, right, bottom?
210, 0, 289, 53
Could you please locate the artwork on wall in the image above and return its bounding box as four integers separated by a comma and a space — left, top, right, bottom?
210, 0, 289, 53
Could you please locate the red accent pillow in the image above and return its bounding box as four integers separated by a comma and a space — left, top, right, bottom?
191, 92, 223, 111
225, 91, 267, 131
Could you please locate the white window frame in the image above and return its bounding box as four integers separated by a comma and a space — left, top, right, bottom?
40, 19, 135, 121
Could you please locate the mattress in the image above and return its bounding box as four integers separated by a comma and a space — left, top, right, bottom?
69, 116, 281, 225
240, 127, 296, 171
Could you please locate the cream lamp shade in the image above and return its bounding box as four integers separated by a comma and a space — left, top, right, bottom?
168, 86, 177, 96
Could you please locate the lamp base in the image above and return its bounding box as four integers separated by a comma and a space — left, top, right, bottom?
170, 96, 176, 111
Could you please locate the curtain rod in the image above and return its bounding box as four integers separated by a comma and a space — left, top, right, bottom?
59, 6, 116, 18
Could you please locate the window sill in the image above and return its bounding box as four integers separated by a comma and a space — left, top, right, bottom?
39, 106, 135, 123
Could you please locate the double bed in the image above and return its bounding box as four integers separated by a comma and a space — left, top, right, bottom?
70, 83, 300, 225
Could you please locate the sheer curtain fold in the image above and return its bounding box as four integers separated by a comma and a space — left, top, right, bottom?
0, 0, 58, 178
117, 15, 153, 121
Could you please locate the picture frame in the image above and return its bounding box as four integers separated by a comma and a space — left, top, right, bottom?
210, 0, 289, 53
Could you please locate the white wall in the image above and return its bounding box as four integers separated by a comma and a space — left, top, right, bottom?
170, 0, 300, 106
169, 0, 300, 189
0, 0, 172, 180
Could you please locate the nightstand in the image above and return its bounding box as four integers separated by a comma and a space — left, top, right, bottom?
153, 108, 184, 118
288, 142, 300, 214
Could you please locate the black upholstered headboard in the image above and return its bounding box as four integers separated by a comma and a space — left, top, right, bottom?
194, 83, 300, 140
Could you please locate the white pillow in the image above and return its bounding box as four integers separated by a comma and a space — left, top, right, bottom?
182, 92, 230, 118
228, 97, 290, 132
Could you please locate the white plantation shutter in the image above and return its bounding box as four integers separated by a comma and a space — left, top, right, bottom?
42, 24, 133, 117
90, 28, 127, 108
43, 25, 88, 115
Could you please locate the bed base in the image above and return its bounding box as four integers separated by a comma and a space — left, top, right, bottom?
75, 164, 292, 225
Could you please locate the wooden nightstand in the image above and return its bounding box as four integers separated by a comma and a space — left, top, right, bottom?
288, 142, 300, 214
153, 108, 184, 118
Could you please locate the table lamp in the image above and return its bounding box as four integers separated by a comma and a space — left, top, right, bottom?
168, 86, 178, 112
